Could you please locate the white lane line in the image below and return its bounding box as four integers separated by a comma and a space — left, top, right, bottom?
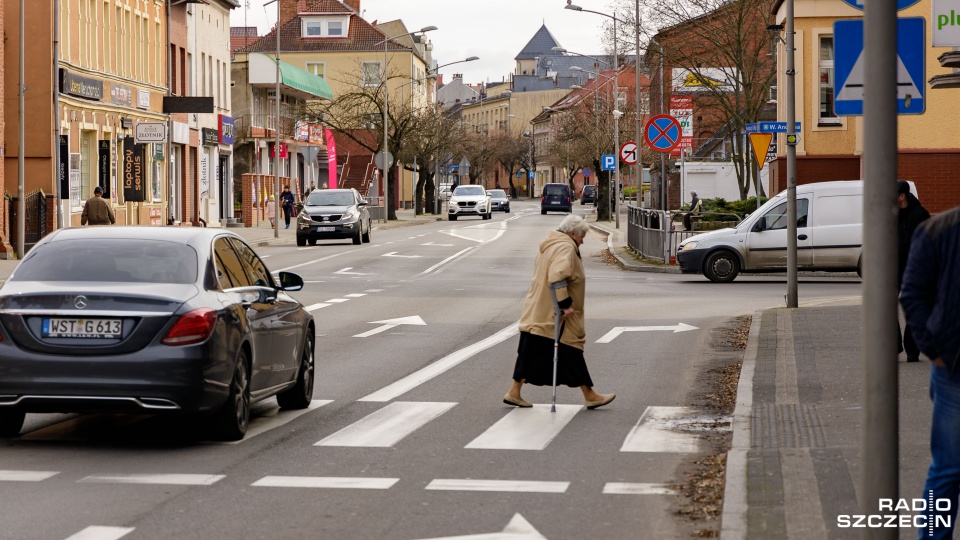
306, 303, 332, 311
259, 255, 271, 258
78, 474, 225, 485
602, 482, 677, 495
316, 401, 456, 447
426, 479, 569, 493
360, 322, 518, 402
275, 249, 361, 272
364, 289, 384, 292
415, 246, 478, 277
252, 476, 399, 489
324, 298, 349, 303
0, 470, 59, 481
219, 400, 332, 445
344, 293, 366, 298
620, 406, 700, 453
64, 526, 135, 540
383, 252, 423, 258
465, 404, 581, 450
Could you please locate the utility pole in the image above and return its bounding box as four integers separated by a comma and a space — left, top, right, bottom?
18, 0, 26, 258
785, 0, 798, 308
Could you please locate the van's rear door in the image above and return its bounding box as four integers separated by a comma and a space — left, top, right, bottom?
745, 198, 812, 269
809, 193, 863, 269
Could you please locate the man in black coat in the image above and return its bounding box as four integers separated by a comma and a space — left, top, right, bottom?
897, 180, 930, 362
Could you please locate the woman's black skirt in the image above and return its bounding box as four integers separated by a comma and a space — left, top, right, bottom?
512, 331, 593, 388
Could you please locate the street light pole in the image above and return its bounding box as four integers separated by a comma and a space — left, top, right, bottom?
264, 0, 281, 238
785, 0, 798, 308
377, 26, 437, 223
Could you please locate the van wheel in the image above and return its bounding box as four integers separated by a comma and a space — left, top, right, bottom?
857, 257, 862, 278
703, 251, 740, 283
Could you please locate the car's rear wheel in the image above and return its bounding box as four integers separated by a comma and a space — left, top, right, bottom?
541, 209, 547, 215
449, 215, 457, 221
296, 236, 306, 247
278, 334, 314, 410
703, 251, 740, 283
0, 409, 25, 437
213, 351, 250, 441
362, 222, 371, 243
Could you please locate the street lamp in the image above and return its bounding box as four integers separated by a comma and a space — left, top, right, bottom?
374, 25, 437, 223
565, 3, 623, 229
264, 0, 282, 237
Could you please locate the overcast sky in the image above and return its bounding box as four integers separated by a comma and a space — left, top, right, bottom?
230, 0, 610, 84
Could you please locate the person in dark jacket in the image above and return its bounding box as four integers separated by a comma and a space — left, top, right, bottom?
897, 180, 930, 362
900, 206, 960, 539
279, 186, 296, 229
80, 186, 115, 226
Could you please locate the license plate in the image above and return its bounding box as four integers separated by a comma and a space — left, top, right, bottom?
41, 318, 122, 338
316, 227, 335, 232
550, 201, 559, 204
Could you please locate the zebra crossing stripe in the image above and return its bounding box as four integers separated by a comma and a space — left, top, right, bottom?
63, 526, 135, 540
425, 479, 569, 493
602, 482, 677, 495
0, 470, 59, 481
465, 404, 581, 450
78, 474, 225, 486
252, 476, 398, 490
620, 406, 700, 453
306, 303, 331, 311
316, 401, 456, 447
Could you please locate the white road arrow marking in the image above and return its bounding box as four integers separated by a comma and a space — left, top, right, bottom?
334, 267, 368, 275
383, 252, 423, 258
64, 526, 135, 540
414, 513, 547, 540
595, 323, 698, 343
421, 242, 454, 247
353, 315, 427, 338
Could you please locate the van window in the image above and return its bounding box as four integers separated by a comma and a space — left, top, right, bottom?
814, 195, 862, 226
543, 184, 569, 196
760, 199, 809, 230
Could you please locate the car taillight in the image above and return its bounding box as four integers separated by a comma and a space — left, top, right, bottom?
161, 308, 218, 346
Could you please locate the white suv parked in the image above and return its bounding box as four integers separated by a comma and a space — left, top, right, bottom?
448, 185, 492, 221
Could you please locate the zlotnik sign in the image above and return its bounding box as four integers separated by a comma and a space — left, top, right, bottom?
135, 122, 166, 144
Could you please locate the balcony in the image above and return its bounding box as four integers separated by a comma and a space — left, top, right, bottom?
234, 114, 298, 141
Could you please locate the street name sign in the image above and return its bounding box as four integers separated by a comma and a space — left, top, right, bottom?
746, 121, 801, 133
643, 115, 682, 153
834, 18, 925, 115
619, 142, 639, 165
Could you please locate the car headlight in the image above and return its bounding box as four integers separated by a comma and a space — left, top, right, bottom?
340, 210, 358, 222
680, 241, 699, 251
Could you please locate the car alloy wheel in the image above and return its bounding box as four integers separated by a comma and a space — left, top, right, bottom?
362, 222, 371, 243
278, 334, 314, 410
214, 351, 250, 441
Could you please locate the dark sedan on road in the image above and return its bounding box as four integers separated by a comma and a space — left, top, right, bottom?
0, 227, 315, 440
487, 189, 511, 213
297, 188, 372, 246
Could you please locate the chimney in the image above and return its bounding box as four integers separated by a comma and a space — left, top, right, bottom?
279, 0, 298, 28
343, 0, 361, 13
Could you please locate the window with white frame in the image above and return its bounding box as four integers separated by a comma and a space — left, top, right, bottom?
302, 17, 349, 38
306, 62, 325, 79
303, 20, 323, 36
818, 36, 839, 125
362, 61, 382, 87
328, 21, 343, 36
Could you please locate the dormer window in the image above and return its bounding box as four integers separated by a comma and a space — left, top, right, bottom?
302, 16, 349, 38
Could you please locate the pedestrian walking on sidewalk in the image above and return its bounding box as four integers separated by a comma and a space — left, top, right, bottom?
900, 204, 960, 539
897, 180, 929, 362
266, 195, 276, 228
503, 214, 616, 410
80, 186, 115, 226
280, 186, 295, 229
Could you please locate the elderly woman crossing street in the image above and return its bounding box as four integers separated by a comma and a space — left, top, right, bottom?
504, 214, 616, 409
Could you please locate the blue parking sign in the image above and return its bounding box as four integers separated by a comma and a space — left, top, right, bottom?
601, 154, 616, 171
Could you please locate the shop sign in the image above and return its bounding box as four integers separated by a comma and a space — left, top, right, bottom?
109, 84, 133, 107
201, 128, 219, 146
218, 115, 235, 145
309, 124, 324, 145
123, 137, 145, 202
138, 89, 151, 109
98, 140, 111, 198
60, 69, 103, 100
269, 141, 288, 159
58, 135, 69, 196
153, 143, 164, 160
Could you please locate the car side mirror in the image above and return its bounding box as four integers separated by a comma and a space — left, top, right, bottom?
752, 220, 766, 233
358, 199, 369, 206
278, 271, 304, 292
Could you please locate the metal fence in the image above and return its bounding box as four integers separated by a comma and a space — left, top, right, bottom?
8, 189, 47, 256
626, 206, 710, 263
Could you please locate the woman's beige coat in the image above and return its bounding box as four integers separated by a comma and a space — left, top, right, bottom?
518, 230, 586, 350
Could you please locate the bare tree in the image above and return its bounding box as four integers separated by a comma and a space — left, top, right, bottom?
452, 126, 496, 186
492, 131, 532, 199
395, 105, 460, 215
617, 0, 775, 200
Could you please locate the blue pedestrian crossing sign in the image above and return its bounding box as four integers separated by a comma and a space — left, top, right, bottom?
601, 154, 616, 171
834, 18, 925, 116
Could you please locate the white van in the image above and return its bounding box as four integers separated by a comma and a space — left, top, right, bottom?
676, 180, 911, 282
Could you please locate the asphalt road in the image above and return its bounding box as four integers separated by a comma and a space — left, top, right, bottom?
0, 200, 862, 540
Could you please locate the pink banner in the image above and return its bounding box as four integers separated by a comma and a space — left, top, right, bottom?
325, 128, 338, 189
